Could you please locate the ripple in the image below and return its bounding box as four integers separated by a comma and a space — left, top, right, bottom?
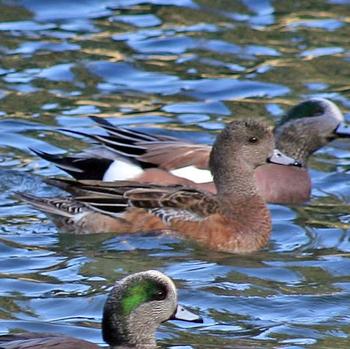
129, 35, 196, 54
184, 79, 289, 100
1, 0, 350, 348
19, 0, 114, 21
11, 41, 80, 55
111, 14, 162, 28
0, 21, 56, 31
288, 19, 344, 31
110, 0, 198, 8
163, 101, 230, 115
38, 63, 75, 82
300, 47, 344, 58
88, 61, 181, 95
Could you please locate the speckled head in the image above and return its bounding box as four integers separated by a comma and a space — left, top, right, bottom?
209, 119, 275, 174
208, 119, 299, 196
275, 98, 350, 165
102, 270, 201, 348
279, 98, 343, 126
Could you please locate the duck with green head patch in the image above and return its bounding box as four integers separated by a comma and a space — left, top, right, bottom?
120, 277, 166, 316
32, 98, 350, 204
103, 270, 202, 348
18, 119, 299, 253
0, 270, 202, 349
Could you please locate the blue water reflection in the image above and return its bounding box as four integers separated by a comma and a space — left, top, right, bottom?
1, 0, 350, 348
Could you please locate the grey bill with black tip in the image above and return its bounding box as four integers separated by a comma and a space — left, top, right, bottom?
170, 305, 203, 323
335, 122, 350, 137
268, 149, 301, 167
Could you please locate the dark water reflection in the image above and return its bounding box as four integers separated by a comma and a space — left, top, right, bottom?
1, 0, 350, 348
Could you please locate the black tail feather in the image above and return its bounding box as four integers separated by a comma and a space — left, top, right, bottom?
31, 148, 113, 180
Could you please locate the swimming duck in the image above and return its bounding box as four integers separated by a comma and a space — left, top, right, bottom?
18, 119, 299, 253
33, 98, 350, 204
0, 270, 202, 349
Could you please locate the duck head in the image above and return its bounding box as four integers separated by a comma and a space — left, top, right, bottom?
275, 98, 350, 166
102, 270, 202, 348
209, 119, 300, 195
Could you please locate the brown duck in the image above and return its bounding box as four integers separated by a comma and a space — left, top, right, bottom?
18, 119, 300, 253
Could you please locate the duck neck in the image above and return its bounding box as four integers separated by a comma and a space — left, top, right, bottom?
103, 297, 157, 348
213, 159, 259, 200
274, 117, 335, 166
106, 319, 157, 349
124, 312, 158, 348
274, 130, 313, 166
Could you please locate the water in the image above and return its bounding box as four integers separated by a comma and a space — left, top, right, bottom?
1, 0, 350, 347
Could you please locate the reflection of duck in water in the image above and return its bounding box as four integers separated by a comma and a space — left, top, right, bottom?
34, 98, 350, 204
19, 120, 298, 253
0, 270, 202, 349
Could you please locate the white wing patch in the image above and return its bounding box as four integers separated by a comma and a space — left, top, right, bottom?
103, 159, 144, 181
150, 208, 205, 224
170, 166, 213, 184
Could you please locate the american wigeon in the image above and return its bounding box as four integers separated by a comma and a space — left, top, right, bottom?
34, 98, 350, 204
19, 120, 300, 253
0, 270, 202, 349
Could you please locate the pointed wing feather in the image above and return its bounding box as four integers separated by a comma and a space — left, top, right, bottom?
62, 121, 210, 170
150, 208, 204, 223
138, 143, 211, 170
15, 192, 86, 218
44, 177, 182, 196
31, 148, 113, 180
42, 178, 219, 223
74, 195, 128, 214
126, 187, 219, 222
40, 177, 218, 223
59, 130, 147, 158
16, 192, 127, 221
89, 115, 176, 142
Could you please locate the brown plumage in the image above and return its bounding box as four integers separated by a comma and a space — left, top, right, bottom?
18, 119, 299, 253
0, 333, 98, 349
34, 98, 349, 204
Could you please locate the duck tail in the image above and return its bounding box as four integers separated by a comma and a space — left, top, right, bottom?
15, 192, 78, 218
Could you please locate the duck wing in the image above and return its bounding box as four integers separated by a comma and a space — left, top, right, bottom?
45, 178, 219, 223
0, 333, 99, 349
125, 187, 219, 223
64, 118, 211, 170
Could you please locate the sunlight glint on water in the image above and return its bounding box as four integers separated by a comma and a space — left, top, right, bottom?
1, 0, 350, 348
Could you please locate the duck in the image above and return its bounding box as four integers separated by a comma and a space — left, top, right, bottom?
33, 98, 350, 205
0, 270, 202, 349
18, 119, 300, 253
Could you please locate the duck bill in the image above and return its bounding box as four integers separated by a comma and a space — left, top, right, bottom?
335, 122, 350, 137
170, 304, 203, 323
267, 149, 301, 167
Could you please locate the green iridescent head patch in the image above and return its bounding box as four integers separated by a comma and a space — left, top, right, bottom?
280, 100, 324, 124
121, 279, 166, 315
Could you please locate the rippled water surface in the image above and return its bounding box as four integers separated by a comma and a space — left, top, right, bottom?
1, 0, 350, 348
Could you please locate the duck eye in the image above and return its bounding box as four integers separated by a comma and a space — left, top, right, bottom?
154, 288, 167, 301
248, 136, 258, 143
